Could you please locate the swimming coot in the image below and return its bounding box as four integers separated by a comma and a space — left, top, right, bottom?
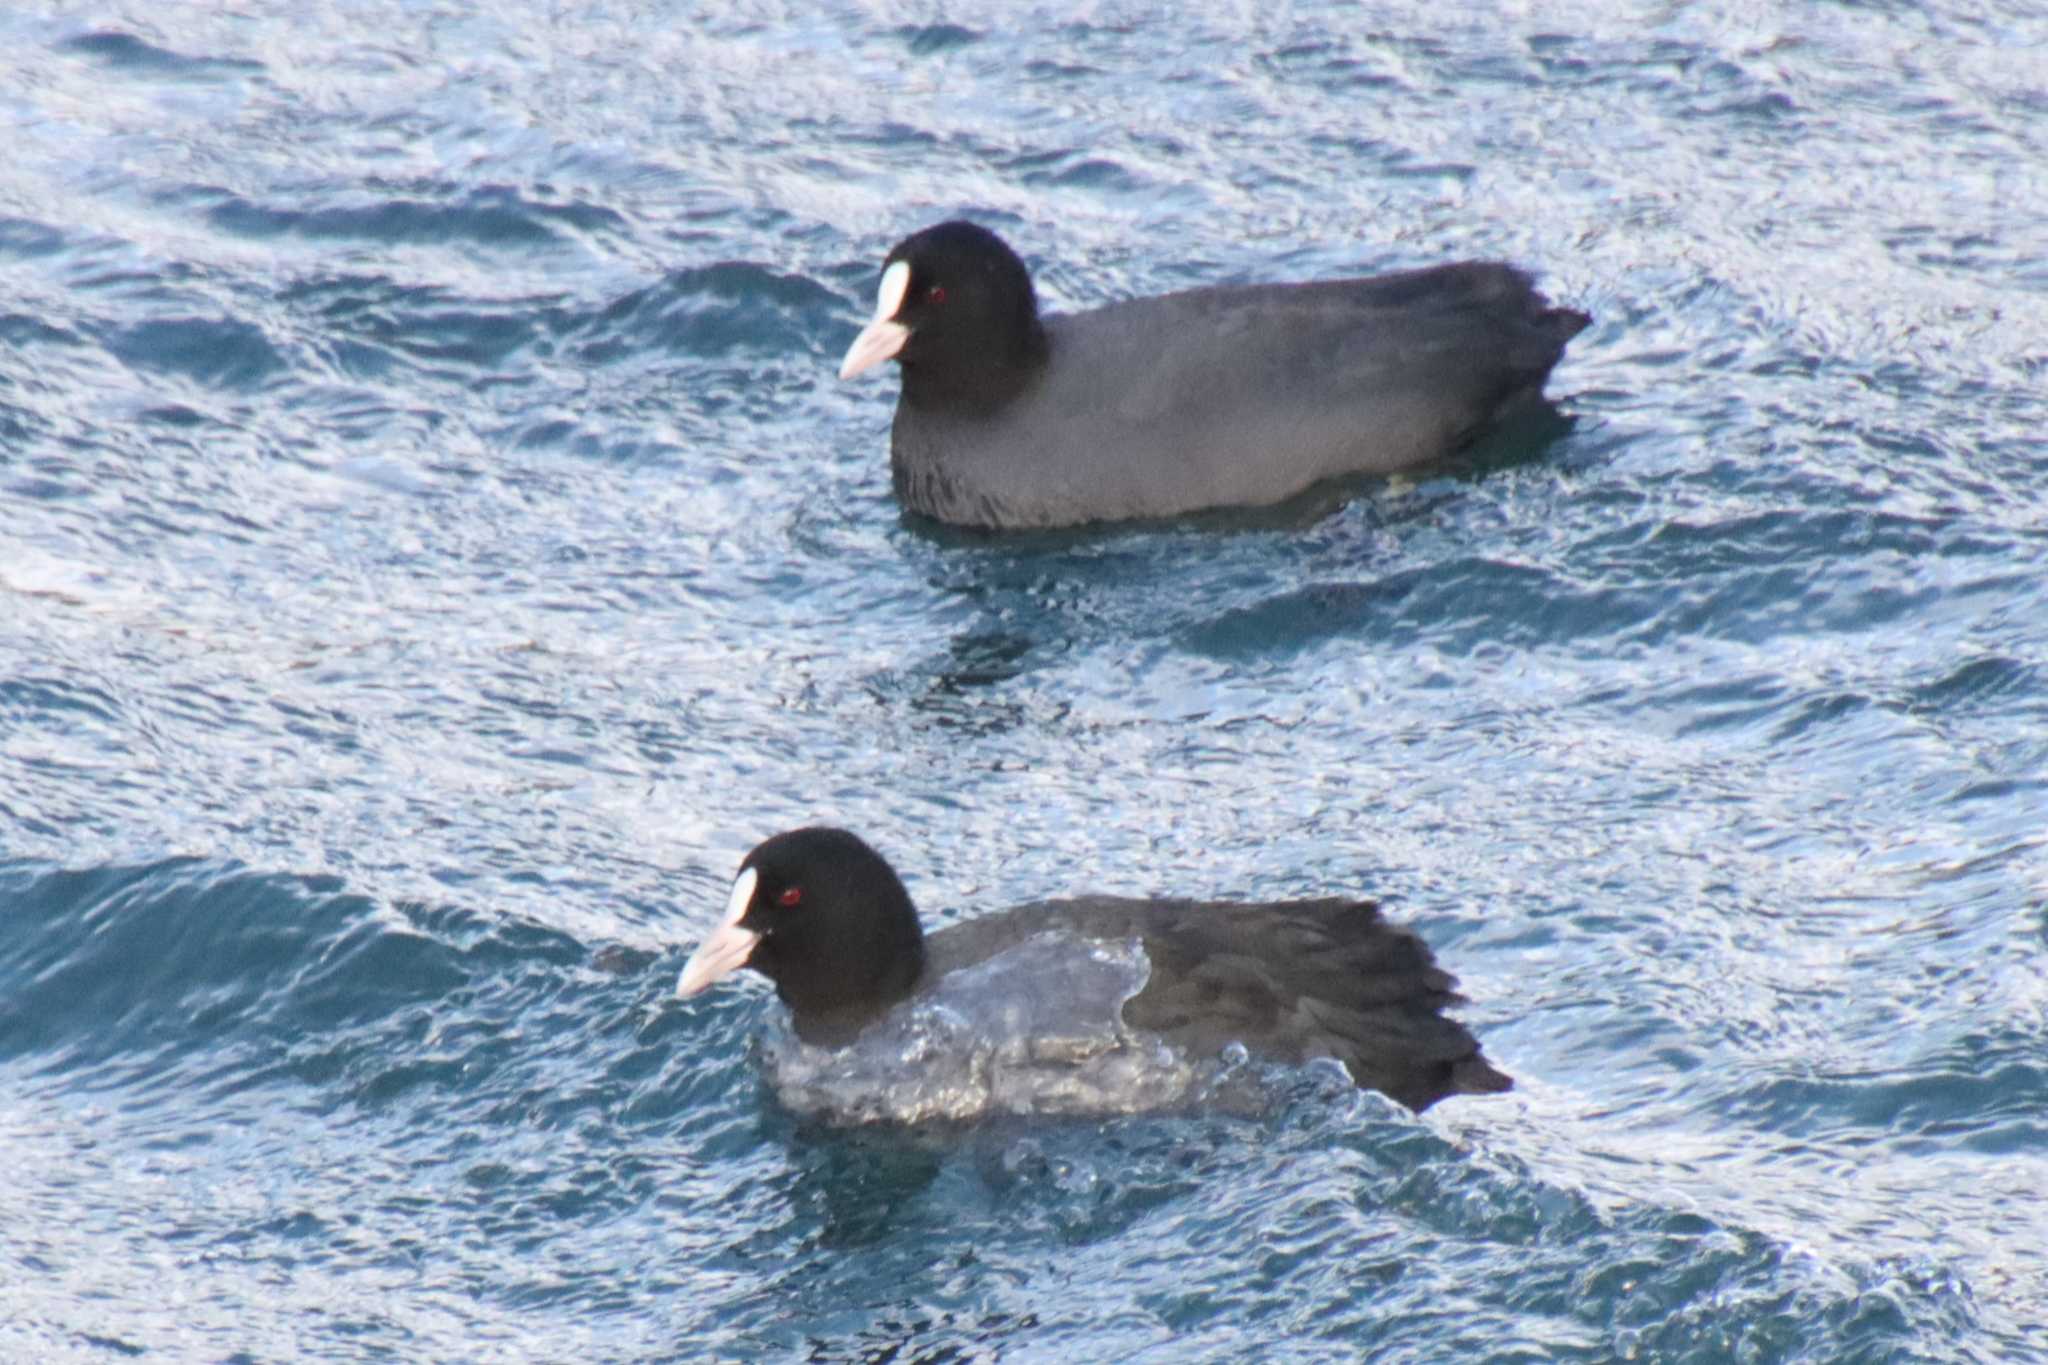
838, 221, 1590, 529
678, 827, 1512, 1120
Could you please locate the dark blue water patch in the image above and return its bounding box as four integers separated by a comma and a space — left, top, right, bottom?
995, 149, 1151, 194
827, 117, 948, 153
1256, 38, 1412, 94
55, 29, 264, 80
1658, 673, 1793, 739
0, 673, 125, 733
1023, 57, 1106, 82
271, 911, 686, 1135
896, 23, 981, 55
1518, 36, 1810, 138
1177, 575, 1425, 661
0, 862, 416, 1077
706, 1116, 1348, 1353
1725, 1029, 2048, 1155
268, 698, 366, 754
1173, 556, 1685, 663
1946, 776, 2048, 813
0, 311, 86, 367
135, 402, 212, 429
1689, 85, 1802, 124
101, 316, 286, 391
868, 631, 1057, 738
1302, 133, 1477, 185
1558, 1238, 1931, 1365
2, 468, 71, 498
1766, 689, 1881, 747
708, 1097, 1977, 1362
1884, 222, 2023, 278
201, 184, 625, 251
277, 274, 458, 383
0, 216, 71, 262
56, 250, 208, 311
1904, 654, 2042, 717
282, 275, 550, 374
0, 858, 636, 1115
570, 261, 848, 366
1586, 503, 1967, 578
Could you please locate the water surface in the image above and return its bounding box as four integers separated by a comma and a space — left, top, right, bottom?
2, 1, 2044, 1360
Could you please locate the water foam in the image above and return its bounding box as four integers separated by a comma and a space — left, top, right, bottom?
756, 931, 1225, 1125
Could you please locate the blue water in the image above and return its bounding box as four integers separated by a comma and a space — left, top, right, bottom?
2, 1, 2044, 1359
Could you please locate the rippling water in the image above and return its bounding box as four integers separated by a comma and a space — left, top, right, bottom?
3, 1, 2044, 1360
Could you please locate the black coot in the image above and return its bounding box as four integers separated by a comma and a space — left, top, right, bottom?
678, 827, 1512, 1115
839, 221, 1590, 529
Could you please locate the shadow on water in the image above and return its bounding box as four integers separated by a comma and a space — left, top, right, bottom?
770, 1116, 951, 1249
857, 404, 1583, 733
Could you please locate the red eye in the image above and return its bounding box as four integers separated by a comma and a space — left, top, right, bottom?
777, 886, 802, 908
928, 285, 946, 305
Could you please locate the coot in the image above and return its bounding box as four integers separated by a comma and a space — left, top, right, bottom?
838, 221, 1589, 528
678, 827, 1511, 1120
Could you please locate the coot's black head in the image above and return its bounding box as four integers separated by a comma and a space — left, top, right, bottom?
838, 221, 1050, 414
676, 827, 927, 1045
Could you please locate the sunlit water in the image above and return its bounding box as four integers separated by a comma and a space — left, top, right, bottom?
2, 1, 2044, 1360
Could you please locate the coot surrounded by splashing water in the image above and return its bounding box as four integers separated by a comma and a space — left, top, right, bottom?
676, 827, 1511, 1122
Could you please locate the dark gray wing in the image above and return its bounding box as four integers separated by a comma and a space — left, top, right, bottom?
927, 894, 1512, 1113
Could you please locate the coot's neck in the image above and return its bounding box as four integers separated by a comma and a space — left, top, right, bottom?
900, 322, 1051, 419
778, 909, 928, 1049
